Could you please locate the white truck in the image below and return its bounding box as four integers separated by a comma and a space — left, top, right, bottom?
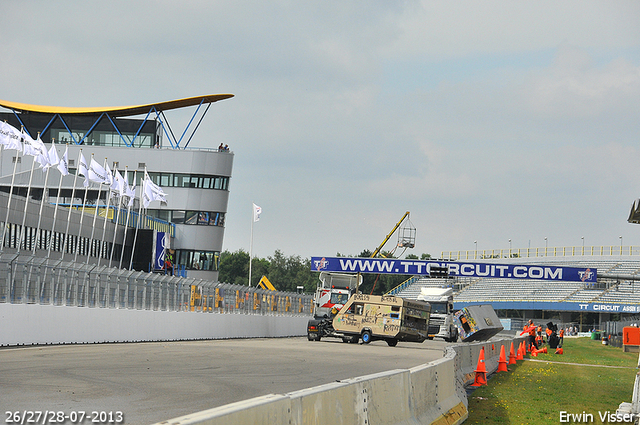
416, 287, 458, 342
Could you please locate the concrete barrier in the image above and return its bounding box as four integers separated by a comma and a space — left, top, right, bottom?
410, 354, 466, 425
155, 335, 526, 425
146, 395, 292, 425
0, 303, 310, 346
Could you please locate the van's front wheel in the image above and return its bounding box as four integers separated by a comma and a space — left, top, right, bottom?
361, 329, 372, 344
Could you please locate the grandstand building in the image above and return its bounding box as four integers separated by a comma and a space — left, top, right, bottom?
390, 248, 640, 332
0, 95, 233, 281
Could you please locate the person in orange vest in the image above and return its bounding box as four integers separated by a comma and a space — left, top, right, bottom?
527, 320, 538, 350
545, 326, 553, 344
558, 328, 565, 348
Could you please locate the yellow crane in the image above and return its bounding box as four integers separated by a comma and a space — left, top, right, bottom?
370, 211, 415, 258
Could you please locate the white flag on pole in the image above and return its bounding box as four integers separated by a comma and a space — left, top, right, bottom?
57, 145, 69, 176
44, 142, 60, 171
88, 158, 110, 184
253, 203, 262, 222
0, 122, 23, 151
142, 172, 167, 208
111, 169, 126, 196
78, 153, 90, 187
22, 131, 47, 159
124, 170, 136, 207
105, 162, 114, 185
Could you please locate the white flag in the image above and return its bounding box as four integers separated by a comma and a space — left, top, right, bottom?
111, 169, 126, 196
105, 162, 114, 185
44, 142, 60, 171
142, 173, 167, 208
22, 130, 47, 159
78, 153, 90, 187
0, 122, 23, 151
253, 203, 262, 222
88, 158, 110, 184
57, 145, 69, 176
127, 182, 136, 207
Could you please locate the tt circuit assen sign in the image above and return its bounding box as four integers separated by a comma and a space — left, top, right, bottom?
311, 256, 597, 283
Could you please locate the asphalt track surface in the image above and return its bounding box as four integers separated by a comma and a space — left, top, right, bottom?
0, 337, 448, 425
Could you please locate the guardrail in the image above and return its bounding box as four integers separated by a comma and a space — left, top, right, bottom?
0, 253, 313, 316
441, 245, 640, 261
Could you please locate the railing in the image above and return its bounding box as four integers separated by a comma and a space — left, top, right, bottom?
64, 205, 175, 237
440, 245, 640, 261
385, 276, 420, 296
0, 253, 314, 315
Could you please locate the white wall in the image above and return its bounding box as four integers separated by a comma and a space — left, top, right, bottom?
0, 303, 310, 346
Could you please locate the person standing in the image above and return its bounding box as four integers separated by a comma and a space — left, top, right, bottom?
528, 320, 538, 350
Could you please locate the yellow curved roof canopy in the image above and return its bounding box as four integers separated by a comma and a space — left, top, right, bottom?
0, 94, 234, 117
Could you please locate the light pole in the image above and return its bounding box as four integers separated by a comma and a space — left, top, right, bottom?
581, 236, 584, 255
545, 237, 548, 256
474, 241, 477, 259
620, 236, 623, 255
508, 239, 512, 257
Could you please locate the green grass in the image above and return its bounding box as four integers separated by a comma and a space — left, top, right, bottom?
466, 338, 638, 424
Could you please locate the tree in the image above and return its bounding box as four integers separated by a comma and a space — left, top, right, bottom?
218, 249, 249, 285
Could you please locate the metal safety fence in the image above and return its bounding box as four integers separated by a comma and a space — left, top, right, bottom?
441, 245, 640, 261
0, 253, 314, 315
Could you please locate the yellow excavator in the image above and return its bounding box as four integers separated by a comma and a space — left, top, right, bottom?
257, 275, 277, 291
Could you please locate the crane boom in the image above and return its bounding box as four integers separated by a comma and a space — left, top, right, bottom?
371, 211, 411, 258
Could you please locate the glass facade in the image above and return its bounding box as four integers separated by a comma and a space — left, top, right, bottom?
53, 129, 154, 148
175, 249, 220, 271
142, 172, 229, 190
147, 210, 225, 227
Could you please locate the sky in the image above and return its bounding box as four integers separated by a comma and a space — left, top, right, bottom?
1, 1, 640, 260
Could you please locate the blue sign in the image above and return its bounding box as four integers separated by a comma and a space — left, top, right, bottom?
455, 300, 640, 314
154, 232, 168, 270
310, 256, 597, 283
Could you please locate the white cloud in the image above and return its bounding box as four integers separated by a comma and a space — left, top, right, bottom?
1, 1, 639, 259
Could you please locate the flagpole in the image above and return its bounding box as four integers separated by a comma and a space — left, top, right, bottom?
33, 135, 51, 254
59, 146, 76, 260
249, 208, 254, 287
74, 151, 90, 262
98, 165, 116, 268
16, 140, 37, 254
86, 156, 104, 265
129, 170, 145, 270
119, 169, 135, 269
1, 140, 20, 253
108, 169, 124, 267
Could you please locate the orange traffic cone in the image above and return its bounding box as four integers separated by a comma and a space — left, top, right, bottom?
497, 345, 508, 372
530, 348, 538, 357
471, 347, 488, 386
516, 342, 524, 360
508, 342, 517, 365
555, 348, 563, 355
541, 347, 548, 354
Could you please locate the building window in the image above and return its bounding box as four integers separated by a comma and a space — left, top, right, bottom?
146, 210, 225, 227
140, 172, 229, 191
175, 249, 220, 271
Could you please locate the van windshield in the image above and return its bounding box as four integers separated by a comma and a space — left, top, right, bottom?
430, 302, 447, 314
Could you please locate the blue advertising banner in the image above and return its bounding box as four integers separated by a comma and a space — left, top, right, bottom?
310, 256, 597, 283
154, 231, 168, 270
455, 300, 640, 314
